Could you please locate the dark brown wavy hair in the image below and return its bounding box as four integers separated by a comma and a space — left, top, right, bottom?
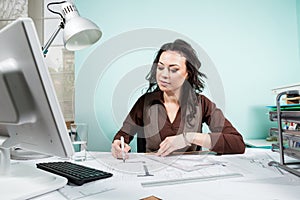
146, 39, 206, 94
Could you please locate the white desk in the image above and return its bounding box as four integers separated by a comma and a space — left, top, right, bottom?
16, 148, 300, 200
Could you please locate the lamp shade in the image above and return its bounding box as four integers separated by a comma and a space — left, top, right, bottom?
61, 2, 102, 51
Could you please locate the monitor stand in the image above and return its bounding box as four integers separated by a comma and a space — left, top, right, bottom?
10, 147, 52, 160
0, 147, 68, 199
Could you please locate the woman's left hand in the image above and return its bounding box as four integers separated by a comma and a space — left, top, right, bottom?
156, 134, 188, 157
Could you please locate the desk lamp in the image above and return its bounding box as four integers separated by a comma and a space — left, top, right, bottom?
43, 0, 102, 55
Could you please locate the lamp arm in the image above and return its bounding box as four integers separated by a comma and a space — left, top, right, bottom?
43, 21, 65, 56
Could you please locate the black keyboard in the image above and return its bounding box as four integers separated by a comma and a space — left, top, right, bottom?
36, 161, 113, 186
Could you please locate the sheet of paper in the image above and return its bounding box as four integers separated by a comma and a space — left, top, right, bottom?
145, 154, 227, 172
55, 150, 298, 199
58, 180, 116, 200
88, 152, 244, 187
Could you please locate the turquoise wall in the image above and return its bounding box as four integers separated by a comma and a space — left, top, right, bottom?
297, 0, 300, 59
74, 0, 300, 152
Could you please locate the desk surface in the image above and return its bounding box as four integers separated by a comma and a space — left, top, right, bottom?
16, 148, 300, 200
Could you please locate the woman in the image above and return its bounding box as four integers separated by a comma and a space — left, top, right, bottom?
111, 39, 245, 159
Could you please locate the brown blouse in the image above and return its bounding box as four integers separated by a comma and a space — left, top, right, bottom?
113, 90, 245, 154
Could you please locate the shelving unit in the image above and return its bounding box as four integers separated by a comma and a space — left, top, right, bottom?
268, 90, 300, 177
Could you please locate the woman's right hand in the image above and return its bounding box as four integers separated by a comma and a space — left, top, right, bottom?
111, 139, 131, 159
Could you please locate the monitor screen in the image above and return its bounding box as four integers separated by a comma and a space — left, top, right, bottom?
0, 18, 74, 158
0, 17, 75, 199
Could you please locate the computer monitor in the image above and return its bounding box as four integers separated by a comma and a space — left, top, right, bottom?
0, 18, 74, 199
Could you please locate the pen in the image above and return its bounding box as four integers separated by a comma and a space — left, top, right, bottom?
120, 136, 125, 163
